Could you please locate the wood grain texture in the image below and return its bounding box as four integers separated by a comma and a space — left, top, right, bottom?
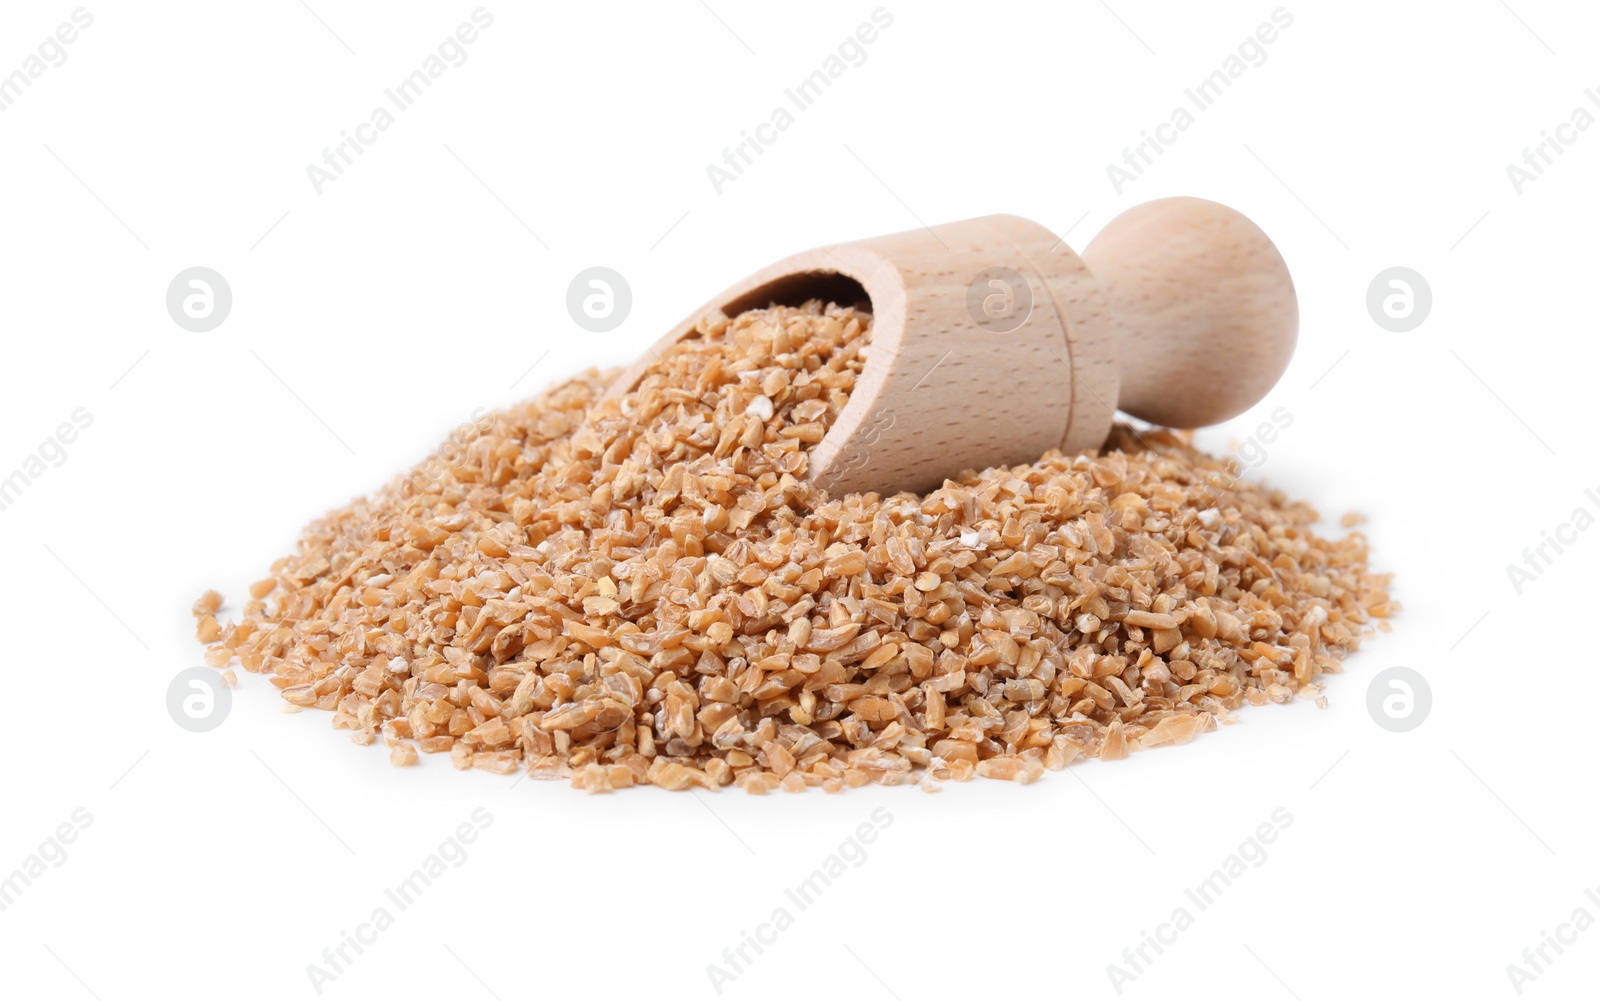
1082, 196, 1298, 428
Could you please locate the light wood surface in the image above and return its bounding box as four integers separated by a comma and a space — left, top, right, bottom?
1082, 197, 1298, 428
605, 197, 1297, 496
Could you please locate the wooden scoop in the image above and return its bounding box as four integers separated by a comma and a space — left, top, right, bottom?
605, 196, 1297, 496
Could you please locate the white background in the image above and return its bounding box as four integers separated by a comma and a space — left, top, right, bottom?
1, 1, 1595, 998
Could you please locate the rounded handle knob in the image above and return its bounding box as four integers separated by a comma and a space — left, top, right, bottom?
1081, 196, 1298, 428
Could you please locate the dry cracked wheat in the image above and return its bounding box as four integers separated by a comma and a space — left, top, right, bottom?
197, 300, 1392, 792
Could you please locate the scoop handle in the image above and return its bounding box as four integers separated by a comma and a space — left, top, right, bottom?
1081, 197, 1298, 428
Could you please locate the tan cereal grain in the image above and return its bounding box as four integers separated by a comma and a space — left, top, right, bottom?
196, 301, 1392, 792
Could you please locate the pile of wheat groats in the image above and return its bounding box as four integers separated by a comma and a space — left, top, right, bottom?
198, 300, 1391, 792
